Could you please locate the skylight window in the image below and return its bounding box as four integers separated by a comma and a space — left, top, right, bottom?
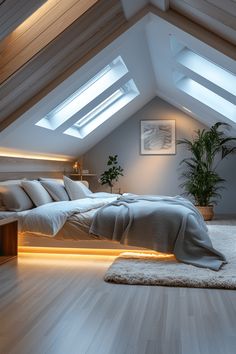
171, 36, 236, 122
75, 89, 124, 129
176, 48, 236, 96
175, 75, 236, 122
36, 56, 129, 130
64, 79, 139, 139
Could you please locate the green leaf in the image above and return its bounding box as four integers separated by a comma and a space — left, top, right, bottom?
178, 122, 236, 205
100, 155, 124, 188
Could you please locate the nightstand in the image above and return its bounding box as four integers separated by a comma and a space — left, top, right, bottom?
0, 217, 18, 265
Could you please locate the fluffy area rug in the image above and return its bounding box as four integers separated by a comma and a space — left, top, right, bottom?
104, 225, 236, 289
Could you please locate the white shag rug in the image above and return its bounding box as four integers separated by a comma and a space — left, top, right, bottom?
104, 225, 236, 289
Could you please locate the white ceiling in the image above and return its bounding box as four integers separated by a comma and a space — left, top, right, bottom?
0, 1, 235, 161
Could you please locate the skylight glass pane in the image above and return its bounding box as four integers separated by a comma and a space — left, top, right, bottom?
36, 56, 128, 130
176, 76, 236, 122
75, 89, 124, 128
64, 79, 140, 139
176, 48, 236, 96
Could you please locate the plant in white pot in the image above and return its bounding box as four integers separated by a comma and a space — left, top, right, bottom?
177, 122, 236, 220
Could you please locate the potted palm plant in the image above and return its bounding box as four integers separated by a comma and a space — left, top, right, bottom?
178, 122, 236, 220
100, 155, 123, 193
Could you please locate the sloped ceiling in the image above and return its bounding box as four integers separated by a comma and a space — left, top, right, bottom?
0, 0, 235, 161
0, 0, 125, 131
0, 0, 47, 41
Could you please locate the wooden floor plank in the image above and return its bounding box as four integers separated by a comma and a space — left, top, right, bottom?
0, 243, 236, 353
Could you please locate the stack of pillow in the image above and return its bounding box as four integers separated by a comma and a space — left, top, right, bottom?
0, 176, 92, 212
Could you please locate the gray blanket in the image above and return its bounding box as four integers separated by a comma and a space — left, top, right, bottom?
90, 195, 226, 271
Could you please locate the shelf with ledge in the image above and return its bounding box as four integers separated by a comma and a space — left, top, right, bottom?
70, 173, 97, 177
69, 173, 97, 181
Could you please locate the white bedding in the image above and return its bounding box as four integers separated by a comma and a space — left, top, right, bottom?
17, 196, 118, 237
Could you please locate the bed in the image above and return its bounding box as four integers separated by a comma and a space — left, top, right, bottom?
0, 176, 226, 270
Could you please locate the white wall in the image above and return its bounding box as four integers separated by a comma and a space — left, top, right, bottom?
84, 97, 236, 214
0, 156, 72, 181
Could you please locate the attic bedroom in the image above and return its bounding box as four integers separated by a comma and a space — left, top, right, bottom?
0, 0, 236, 353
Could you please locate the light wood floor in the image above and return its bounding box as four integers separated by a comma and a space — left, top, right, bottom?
0, 250, 236, 354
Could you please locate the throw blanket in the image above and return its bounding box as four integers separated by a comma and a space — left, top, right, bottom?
90, 195, 226, 271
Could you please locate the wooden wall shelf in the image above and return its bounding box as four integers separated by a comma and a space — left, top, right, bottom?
70, 173, 97, 182
70, 174, 97, 177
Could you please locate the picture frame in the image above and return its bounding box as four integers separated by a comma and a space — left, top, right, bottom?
140, 119, 176, 155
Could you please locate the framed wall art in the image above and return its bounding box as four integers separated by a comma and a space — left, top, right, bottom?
140, 120, 176, 155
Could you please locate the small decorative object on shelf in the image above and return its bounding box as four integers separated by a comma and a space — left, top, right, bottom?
72, 161, 79, 174
100, 155, 124, 193
71, 157, 97, 181
72, 156, 84, 174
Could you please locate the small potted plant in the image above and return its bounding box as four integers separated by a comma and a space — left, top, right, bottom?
177, 122, 236, 220
100, 155, 123, 193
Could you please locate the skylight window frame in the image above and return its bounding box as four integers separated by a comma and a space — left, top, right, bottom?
175, 48, 236, 97
36, 56, 129, 131
171, 36, 236, 123
45, 64, 112, 119
64, 79, 140, 139
75, 88, 125, 129
174, 73, 236, 122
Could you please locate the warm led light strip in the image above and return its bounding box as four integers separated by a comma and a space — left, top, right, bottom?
18, 246, 172, 257
0, 152, 70, 161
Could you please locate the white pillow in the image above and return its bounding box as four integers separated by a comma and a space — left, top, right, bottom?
21, 180, 53, 206
0, 179, 26, 210
63, 176, 92, 200
0, 179, 25, 185
40, 180, 69, 201
0, 184, 34, 211
80, 180, 90, 188
38, 177, 64, 185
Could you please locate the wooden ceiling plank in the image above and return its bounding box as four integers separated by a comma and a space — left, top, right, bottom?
0, 0, 120, 98
0, 0, 127, 129
0, 11, 126, 121
0, 0, 124, 96
207, 0, 236, 16
171, 0, 236, 29
0, 0, 47, 40
0, 0, 32, 25
0, 0, 124, 107
0, 0, 78, 63
0, 0, 99, 83
0, 0, 60, 52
